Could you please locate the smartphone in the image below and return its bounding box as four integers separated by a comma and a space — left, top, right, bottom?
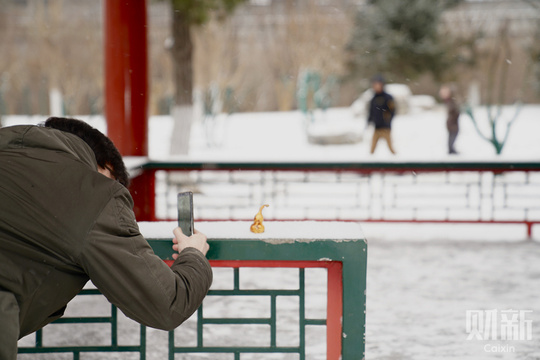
177, 191, 194, 237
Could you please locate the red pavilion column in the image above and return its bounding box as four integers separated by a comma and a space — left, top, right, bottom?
104, 0, 148, 156
105, 0, 153, 220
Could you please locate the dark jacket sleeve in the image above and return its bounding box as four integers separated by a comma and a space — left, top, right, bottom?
78, 187, 212, 331
387, 94, 396, 119
367, 98, 374, 124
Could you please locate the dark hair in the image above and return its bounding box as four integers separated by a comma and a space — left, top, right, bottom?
371, 74, 386, 84
43, 117, 130, 187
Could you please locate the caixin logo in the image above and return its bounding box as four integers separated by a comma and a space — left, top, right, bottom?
465, 309, 533, 353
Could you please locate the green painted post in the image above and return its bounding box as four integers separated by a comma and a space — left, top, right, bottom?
299, 268, 306, 360
197, 303, 204, 348
111, 304, 118, 347
270, 295, 277, 347
35, 329, 43, 348
168, 329, 174, 360
140, 325, 146, 360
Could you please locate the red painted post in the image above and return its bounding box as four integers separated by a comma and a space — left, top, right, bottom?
104, 0, 149, 156
327, 261, 343, 360
105, 0, 151, 220
131, 169, 157, 222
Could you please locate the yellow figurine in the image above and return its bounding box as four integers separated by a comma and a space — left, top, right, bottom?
250, 204, 269, 233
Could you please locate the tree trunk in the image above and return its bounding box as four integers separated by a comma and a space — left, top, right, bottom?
170, 4, 194, 155
171, 7, 193, 106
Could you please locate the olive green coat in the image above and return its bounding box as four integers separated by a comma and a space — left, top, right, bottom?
0, 125, 212, 359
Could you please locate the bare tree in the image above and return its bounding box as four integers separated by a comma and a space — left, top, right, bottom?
0, 0, 102, 116
464, 20, 522, 154
253, 2, 351, 111
168, 0, 246, 155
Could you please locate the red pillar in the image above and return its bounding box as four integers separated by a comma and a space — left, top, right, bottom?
104, 0, 148, 157
327, 261, 343, 359
105, 0, 152, 220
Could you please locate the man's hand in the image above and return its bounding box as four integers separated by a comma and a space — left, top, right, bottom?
172, 227, 209, 259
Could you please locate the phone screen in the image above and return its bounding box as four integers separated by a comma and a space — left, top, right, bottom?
177, 192, 194, 237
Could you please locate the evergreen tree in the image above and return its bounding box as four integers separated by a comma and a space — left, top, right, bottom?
346, 0, 459, 82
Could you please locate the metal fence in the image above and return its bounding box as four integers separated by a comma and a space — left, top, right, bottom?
18, 221, 367, 360
18, 288, 147, 359
131, 160, 540, 236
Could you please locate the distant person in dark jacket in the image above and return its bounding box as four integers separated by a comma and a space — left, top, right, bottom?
439, 85, 460, 154
0, 118, 212, 359
368, 75, 396, 154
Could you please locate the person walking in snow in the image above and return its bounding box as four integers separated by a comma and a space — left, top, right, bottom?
0, 117, 212, 360
439, 84, 460, 154
368, 75, 396, 154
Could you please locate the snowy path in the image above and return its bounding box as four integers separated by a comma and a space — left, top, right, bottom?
367, 239, 540, 360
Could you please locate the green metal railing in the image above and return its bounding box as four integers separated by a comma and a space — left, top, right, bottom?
18, 288, 147, 359
138, 159, 540, 172
169, 267, 326, 359
18, 221, 367, 360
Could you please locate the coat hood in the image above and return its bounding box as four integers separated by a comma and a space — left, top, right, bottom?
0, 125, 97, 170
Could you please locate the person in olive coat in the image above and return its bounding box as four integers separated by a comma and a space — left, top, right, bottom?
0, 118, 212, 359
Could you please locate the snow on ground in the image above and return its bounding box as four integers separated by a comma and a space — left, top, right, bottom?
167, 105, 540, 161
367, 239, 540, 360
4, 105, 540, 161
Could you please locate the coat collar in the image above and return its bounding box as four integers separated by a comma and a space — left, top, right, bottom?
0, 125, 98, 170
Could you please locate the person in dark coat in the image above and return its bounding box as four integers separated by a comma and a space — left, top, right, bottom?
0, 118, 212, 359
440, 85, 460, 154
367, 75, 396, 154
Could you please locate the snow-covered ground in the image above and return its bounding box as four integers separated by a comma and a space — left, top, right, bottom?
171, 105, 540, 161
4, 105, 540, 161
367, 239, 540, 360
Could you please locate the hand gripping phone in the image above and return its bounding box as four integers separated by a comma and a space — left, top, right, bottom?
177, 192, 194, 237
